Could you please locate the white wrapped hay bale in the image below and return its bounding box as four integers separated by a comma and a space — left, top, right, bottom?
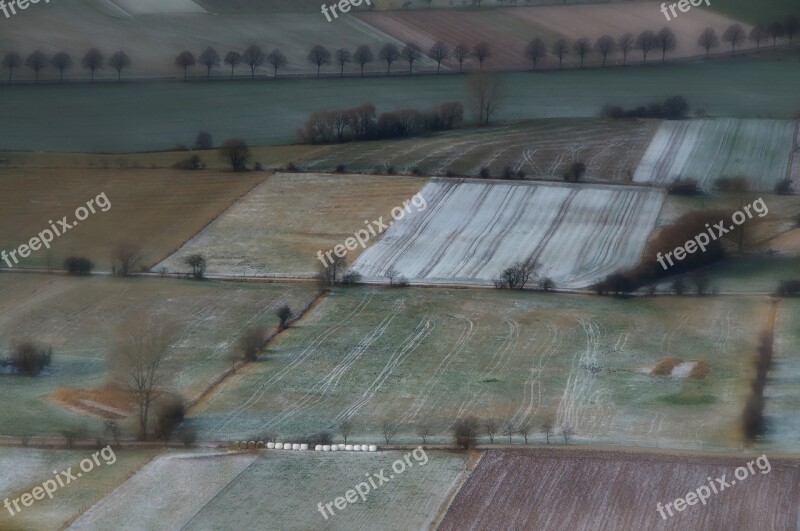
338, 444, 345, 451
352, 445, 361, 451
292, 444, 301, 450
330, 445, 338, 452
300, 444, 309, 451
369, 445, 377, 452
322, 445, 330, 452
275, 443, 284, 450
345, 445, 353, 451
284, 443, 293, 450
267, 442, 275, 449
315, 445, 323, 451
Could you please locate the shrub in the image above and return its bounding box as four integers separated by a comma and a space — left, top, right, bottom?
173, 155, 206, 170
777, 279, 800, 296
539, 277, 555, 291
304, 432, 333, 446
253, 162, 264, 171
668, 179, 701, 196
194, 131, 213, 150
277, 305, 292, 328
502, 166, 515, 180
286, 162, 300, 172
478, 167, 490, 179
451, 416, 480, 450
155, 397, 186, 443
341, 271, 362, 285
8, 341, 52, 376
335, 164, 346, 173
64, 256, 93, 275
240, 327, 265, 362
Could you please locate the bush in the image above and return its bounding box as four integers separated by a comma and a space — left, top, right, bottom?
194, 131, 213, 150
286, 162, 300, 172
502, 166, 515, 180
303, 432, 333, 446
240, 327, 265, 362
341, 271, 362, 285
172, 144, 190, 152
601, 95, 689, 120
335, 164, 346, 173
668, 179, 701, 196
277, 305, 292, 328
478, 167, 490, 179
253, 162, 264, 171
777, 279, 800, 296
64, 256, 93, 275
8, 341, 52, 376
173, 155, 206, 170
774, 178, 794, 195
539, 277, 555, 291
155, 397, 186, 442
451, 416, 480, 450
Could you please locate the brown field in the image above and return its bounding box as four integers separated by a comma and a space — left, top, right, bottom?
153, 172, 427, 277
440, 449, 800, 530
0, 168, 263, 270
357, 4, 754, 71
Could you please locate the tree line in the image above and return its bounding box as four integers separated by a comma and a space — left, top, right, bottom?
4, 15, 796, 83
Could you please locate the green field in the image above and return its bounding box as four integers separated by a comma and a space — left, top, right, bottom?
1, 55, 799, 152
192, 287, 768, 450
0, 447, 159, 531
710, 0, 800, 25
0, 273, 317, 437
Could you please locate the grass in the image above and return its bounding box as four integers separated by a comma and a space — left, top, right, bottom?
0, 273, 318, 436
1, 54, 799, 152
0, 447, 160, 531
191, 286, 767, 450
0, 168, 264, 270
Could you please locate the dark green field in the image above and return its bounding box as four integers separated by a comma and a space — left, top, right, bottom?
1, 54, 798, 152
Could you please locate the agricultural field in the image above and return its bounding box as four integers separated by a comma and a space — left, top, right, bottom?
439, 449, 800, 530
298, 118, 658, 181
192, 287, 766, 451
0, 273, 317, 436
154, 173, 427, 277
350, 180, 664, 288
765, 298, 800, 450
0, 168, 264, 270
356, 3, 754, 71
633, 119, 798, 191
1, 56, 800, 152
0, 447, 160, 531
0, 1, 413, 81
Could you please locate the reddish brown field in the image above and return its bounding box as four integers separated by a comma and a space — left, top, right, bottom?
439, 449, 800, 530
357, 5, 754, 71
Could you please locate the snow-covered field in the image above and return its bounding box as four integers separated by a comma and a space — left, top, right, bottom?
633, 119, 797, 190
350, 180, 665, 288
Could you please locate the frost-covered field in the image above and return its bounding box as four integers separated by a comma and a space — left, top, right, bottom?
440, 449, 800, 531
765, 299, 800, 450
350, 180, 664, 288
633, 119, 797, 190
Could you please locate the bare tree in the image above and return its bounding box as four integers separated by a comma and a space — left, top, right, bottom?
353, 44, 374, 76
339, 419, 354, 443
277, 305, 292, 329
50, 52, 73, 82
267, 49, 288, 77
722, 24, 746, 55
83, 48, 105, 82
698, 28, 720, 57
220, 138, 250, 171
767, 22, 785, 50
316, 255, 348, 290
239, 326, 265, 362
524, 37, 547, 70
175, 51, 195, 80
518, 423, 531, 444
636, 30, 656, 63
656, 27, 677, 62
195, 131, 213, 150
224, 51, 241, 79
467, 71, 504, 126
381, 418, 401, 444
112, 244, 142, 276
184, 254, 207, 279
552, 39, 568, 68
307, 45, 331, 77
24, 51, 47, 82
573, 38, 591, 68
111, 314, 177, 440
452, 416, 479, 450
401, 42, 422, 73
750, 25, 768, 51
335, 48, 351, 77
416, 421, 434, 444
109, 51, 131, 81
483, 418, 498, 443
243, 45, 266, 79
542, 421, 553, 444
3, 51, 21, 83
502, 423, 515, 444
429, 41, 449, 73
495, 258, 540, 289
594, 35, 615, 66
473, 42, 491, 69
198, 46, 220, 79
379, 43, 400, 75
561, 425, 575, 444
785, 15, 799, 45
617, 33, 634, 66
453, 44, 470, 73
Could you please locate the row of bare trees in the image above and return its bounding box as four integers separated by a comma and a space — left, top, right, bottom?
2, 48, 130, 82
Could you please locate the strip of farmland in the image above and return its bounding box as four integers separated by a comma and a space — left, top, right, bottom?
633, 119, 797, 191
350, 180, 665, 288
439, 449, 800, 531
